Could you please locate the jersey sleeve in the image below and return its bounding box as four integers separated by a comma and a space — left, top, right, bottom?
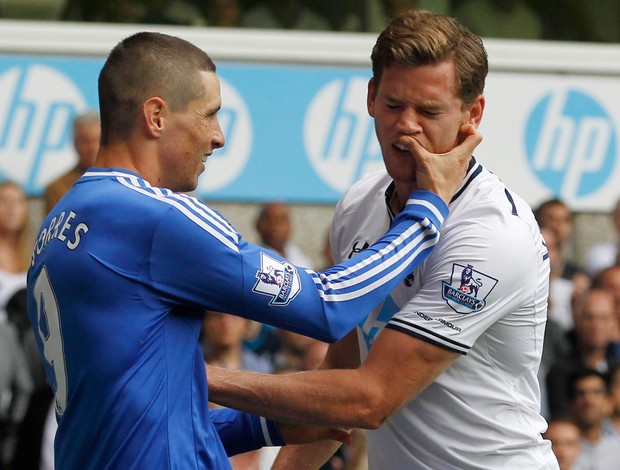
210, 407, 284, 456
149, 190, 449, 343
388, 202, 548, 355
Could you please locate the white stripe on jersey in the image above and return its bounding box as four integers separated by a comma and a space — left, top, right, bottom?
389, 318, 469, 354
407, 197, 444, 225
310, 219, 433, 286
156, 188, 239, 242
306, 228, 439, 301
111, 175, 241, 253
259, 417, 273, 446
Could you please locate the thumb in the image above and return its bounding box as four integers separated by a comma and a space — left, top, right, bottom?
452, 123, 483, 158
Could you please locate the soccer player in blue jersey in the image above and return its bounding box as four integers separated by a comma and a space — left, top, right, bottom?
26, 31, 480, 469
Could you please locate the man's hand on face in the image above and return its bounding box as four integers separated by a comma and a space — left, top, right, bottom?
400, 123, 483, 204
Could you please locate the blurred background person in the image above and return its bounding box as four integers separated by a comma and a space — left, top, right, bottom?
0, 320, 32, 469
543, 417, 584, 470
0, 180, 34, 468
593, 266, 620, 349
43, 111, 100, 214
255, 201, 314, 268
250, 201, 315, 363
569, 368, 620, 470
201, 310, 275, 469
201, 310, 274, 374
535, 198, 587, 282
541, 226, 581, 333
539, 228, 571, 418
584, 199, 620, 279
0, 182, 31, 327
609, 364, 620, 437
546, 287, 620, 419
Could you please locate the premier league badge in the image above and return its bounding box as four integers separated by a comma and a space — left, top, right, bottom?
253, 252, 301, 306
442, 263, 497, 314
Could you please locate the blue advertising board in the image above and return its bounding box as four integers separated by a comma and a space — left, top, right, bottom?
0, 54, 380, 204
3, 51, 620, 210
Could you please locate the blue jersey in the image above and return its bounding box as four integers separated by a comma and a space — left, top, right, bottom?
27, 168, 447, 469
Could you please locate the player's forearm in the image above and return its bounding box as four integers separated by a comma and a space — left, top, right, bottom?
272, 441, 342, 470
207, 366, 389, 429
300, 191, 448, 342
240, 191, 447, 344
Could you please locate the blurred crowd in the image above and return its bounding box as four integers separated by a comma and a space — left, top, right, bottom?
3, 0, 619, 43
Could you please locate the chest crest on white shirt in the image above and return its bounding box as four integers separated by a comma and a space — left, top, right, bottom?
442, 263, 498, 314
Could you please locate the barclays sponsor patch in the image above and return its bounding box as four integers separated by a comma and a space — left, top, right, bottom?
442, 263, 497, 314
253, 252, 301, 306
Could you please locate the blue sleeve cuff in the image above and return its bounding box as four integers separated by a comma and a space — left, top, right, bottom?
258, 416, 285, 447
402, 189, 449, 229
211, 408, 285, 456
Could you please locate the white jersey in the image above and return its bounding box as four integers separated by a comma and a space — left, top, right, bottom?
330, 160, 559, 469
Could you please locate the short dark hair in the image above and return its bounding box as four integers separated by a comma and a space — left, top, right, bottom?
98, 32, 216, 145
568, 367, 610, 401
534, 198, 570, 226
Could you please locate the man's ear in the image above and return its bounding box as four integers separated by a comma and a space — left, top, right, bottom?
367, 77, 377, 118
467, 95, 485, 127
143, 97, 167, 137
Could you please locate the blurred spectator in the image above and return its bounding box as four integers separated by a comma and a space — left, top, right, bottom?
0, 321, 32, 468
584, 199, 620, 278
201, 310, 274, 374
0, 181, 30, 328
535, 199, 586, 280
541, 227, 581, 332
11, 328, 54, 470
272, 329, 323, 373
593, 266, 620, 341
453, 0, 542, 39
538, 227, 571, 418
255, 202, 314, 268
569, 368, 620, 469
610, 365, 620, 436
546, 288, 620, 419
44, 111, 100, 214
240, 0, 330, 30
543, 417, 584, 470
201, 310, 274, 469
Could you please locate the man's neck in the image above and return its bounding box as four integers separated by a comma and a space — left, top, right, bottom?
390, 182, 418, 214
581, 423, 603, 443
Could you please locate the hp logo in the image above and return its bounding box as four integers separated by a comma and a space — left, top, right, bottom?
304, 77, 383, 192
0, 64, 87, 194
525, 89, 616, 199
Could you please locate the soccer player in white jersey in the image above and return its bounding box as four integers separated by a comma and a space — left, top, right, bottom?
207, 10, 560, 469
25, 32, 479, 469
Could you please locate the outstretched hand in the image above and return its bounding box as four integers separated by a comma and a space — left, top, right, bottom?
277, 422, 352, 446
400, 123, 483, 204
